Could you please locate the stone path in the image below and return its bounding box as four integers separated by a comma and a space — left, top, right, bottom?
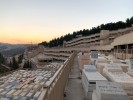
64, 56, 84, 100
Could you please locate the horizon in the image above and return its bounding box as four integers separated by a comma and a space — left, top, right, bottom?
0, 0, 133, 44
0, 40, 39, 45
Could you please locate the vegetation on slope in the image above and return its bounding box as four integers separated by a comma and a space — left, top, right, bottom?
0, 53, 24, 75
0, 53, 5, 64
0, 53, 10, 74
39, 16, 133, 47
0, 64, 10, 74
23, 61, 32, 69
9, 54, 24, 70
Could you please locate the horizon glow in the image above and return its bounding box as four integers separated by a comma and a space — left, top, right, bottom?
0, 0, 133, 44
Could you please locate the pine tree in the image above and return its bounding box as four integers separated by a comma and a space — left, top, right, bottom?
12, 57, 19, 70
9, 61, 12, 67
23, 61, 32, 69
18, 54, 24, 64
23, 62, 27, 68
0, 53, 5, 64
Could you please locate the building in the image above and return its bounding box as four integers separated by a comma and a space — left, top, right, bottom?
64, 25, 133, 48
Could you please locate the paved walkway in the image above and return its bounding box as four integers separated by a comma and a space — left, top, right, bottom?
64, 56, 84, 100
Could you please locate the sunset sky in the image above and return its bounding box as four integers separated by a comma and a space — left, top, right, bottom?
0, 0, 133, 44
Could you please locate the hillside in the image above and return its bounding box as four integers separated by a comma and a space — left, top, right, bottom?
0, 53, 10, 74
0, 64, 10, 74
0, 43, 29, 57
39, 16, 133, 47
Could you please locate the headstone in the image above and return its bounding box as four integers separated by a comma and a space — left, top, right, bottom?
129, 59, 133, 69
91, 51, 98, 59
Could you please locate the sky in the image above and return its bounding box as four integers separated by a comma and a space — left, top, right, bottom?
0, 0, 133, 44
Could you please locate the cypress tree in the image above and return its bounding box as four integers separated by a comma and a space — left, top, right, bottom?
12, 57, 19, 70
0, 53, 5, 64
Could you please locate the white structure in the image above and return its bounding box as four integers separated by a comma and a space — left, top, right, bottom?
104, 71, 133, 100
92, 81, 128, 100
82, 65, 107, 100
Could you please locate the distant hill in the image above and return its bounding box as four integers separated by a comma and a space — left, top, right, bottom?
0, 43, 30, 57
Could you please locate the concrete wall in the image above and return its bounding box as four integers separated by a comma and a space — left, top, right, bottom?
100, 30, 110, 45
40, 52, 77, 100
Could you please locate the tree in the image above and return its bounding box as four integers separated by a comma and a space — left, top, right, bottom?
18, 54, 24, 64
23, 61, 32, 69
12, 57, 19, 70
0, 53, 5, 64
23, 62, 27, 68
9, 61, 12, 68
